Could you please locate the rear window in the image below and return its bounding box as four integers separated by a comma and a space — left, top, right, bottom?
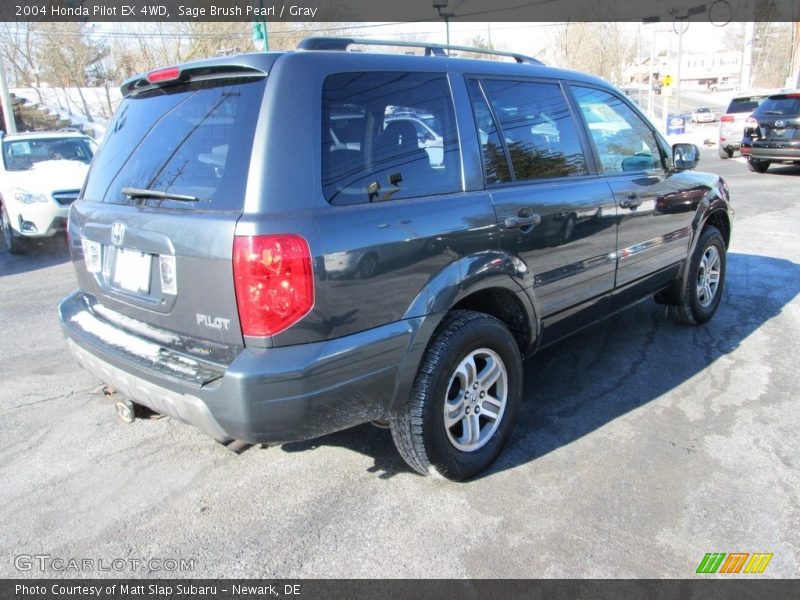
83, 77, 266, 210
756, 96, 800, 115
322, 72, 461, 205
726, 95, 768, 114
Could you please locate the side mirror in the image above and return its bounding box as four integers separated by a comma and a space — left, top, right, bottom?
673, 143, 700, 170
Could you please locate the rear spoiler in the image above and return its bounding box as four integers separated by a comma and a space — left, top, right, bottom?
121, 60, 274, 97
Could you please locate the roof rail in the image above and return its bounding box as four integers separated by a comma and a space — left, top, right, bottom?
297, 37, 545, 65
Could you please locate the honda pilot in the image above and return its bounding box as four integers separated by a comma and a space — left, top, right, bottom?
59, 38, 732, 480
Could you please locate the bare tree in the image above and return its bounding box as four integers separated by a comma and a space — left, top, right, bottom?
550, 23, 636, 86
751, 22, 793, 88
37, 24, 109, 122
0, 23, 46, 102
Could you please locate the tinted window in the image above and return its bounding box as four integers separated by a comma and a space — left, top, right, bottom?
3, 137, 95, 172
726, 95, 768, 114
572, 86, 664, 174
322, 72, 461, 205
757, 96, 800, 115
471, 79, 588, 182
83, 77, 266, 210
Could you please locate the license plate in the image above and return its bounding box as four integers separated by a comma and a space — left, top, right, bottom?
770, 129, 785, 139
113, 248, 152, 293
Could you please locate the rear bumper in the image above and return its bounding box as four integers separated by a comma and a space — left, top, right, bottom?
59, 291, 421, 444
750, 142, 800, 162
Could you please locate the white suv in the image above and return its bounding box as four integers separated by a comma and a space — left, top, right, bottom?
0, 131, 96, 254
717, 91, 775, 159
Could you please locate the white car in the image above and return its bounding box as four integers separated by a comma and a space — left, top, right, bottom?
0, 131, 96, 254
691, 107, 716, 123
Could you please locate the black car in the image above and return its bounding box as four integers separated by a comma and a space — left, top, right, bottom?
742, 91, 800, 173
58, 37, 731, 480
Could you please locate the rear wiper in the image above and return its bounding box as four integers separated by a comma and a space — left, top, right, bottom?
762, 111, 784, 115
121, 187, 199, 202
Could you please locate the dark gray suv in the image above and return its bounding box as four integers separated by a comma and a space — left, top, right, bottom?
59, 38, 732, 480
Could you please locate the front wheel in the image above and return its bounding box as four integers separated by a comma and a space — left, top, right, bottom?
747, 158, 770, 173
1, 204, 26, 255
391, 311, 522, 480
668, 226, 726, 325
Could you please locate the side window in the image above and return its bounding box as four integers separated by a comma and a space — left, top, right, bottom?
572, 86, 664, 174
469, 78, 588, 183
321, 72, 461, 205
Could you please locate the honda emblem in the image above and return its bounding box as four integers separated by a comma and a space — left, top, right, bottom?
111, 222, 126, 246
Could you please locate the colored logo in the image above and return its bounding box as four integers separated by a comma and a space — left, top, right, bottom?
696, 552, 773, 574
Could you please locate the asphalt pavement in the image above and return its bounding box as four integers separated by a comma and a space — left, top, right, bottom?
0, 150, 798, 578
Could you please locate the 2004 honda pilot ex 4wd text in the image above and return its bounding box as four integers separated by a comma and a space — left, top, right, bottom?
59, 38, 732, 480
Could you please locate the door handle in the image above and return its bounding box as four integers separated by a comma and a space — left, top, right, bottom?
620, 192, 644, 209
503, 212, 542, 230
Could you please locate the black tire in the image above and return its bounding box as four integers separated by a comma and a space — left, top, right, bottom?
358, 253, 378, 279
1, 204, 26, 255
391, 310, 523, 480
747, 158, 770, 173
668, 226, 726, 325
718, 147, 733, 159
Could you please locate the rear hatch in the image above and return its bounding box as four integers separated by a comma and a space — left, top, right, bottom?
752, 93, 800, 144
69, 62, 269, 364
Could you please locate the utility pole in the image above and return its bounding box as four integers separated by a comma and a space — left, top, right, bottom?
0, 56, 16, 134
648, 26, 656, 119
741, 21, 755, 90
434, 0, 454, 49
790, 20, 800, 88
674, 22, 685, 115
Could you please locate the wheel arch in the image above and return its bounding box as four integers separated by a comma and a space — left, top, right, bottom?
387, 252, 538, 415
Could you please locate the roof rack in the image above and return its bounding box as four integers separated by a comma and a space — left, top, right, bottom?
297, 37, 545, 65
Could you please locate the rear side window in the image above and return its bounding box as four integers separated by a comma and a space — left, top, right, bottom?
83, 77, 266, 210
468, 78, 588, 183
322, 72, 461, 205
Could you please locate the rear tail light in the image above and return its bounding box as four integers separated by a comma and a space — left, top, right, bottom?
720, 115, 735, 123
233, 235, 314, 337
81, 238, 102, 273
745, 117, 758, 128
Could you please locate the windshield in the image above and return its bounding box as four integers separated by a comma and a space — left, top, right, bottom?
83, 76, 266, 210
2, 137, 95, 171
757, 96, 800, 115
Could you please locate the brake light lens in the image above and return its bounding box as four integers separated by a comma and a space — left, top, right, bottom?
745, 117, 758, 128
146, 67, 180, 84
233, 235, 314, 337
720, 115, 735, 123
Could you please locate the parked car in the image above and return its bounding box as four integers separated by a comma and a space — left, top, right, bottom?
0, 131, 96, 254
59, 38, 732, 480
691, 107, 716, 123
740, 90, 800, 173
717, 91, 774, 158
